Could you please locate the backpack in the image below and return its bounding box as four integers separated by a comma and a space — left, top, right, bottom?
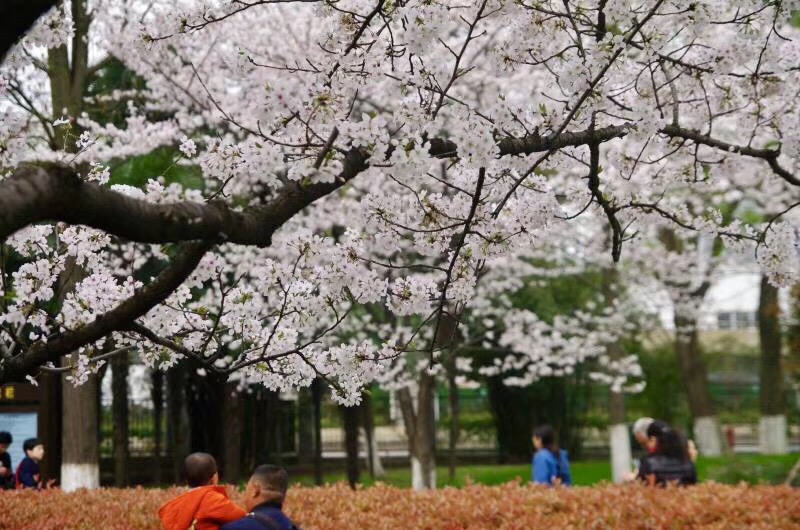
548, 448, 568, 485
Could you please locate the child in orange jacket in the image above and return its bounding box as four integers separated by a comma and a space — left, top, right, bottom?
159, 453, 246, 530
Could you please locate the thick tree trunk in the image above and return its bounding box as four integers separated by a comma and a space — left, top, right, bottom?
111, 352, 130, 487
37, 372, 62, 484
61, 371, 100, 491
151, 369, 164, 485
342, 402, 360, 488
222, 382, 242, 484
758, 275, 787, 454
674, 312, 725, 456
311, 379, 323, 485
166, 366, 189, 484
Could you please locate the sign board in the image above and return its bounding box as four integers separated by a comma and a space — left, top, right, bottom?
0, 412, 38, 473
0, 383, 41, 474
0, 383, 40, 404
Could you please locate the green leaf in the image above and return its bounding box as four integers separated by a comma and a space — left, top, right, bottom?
110, 146, 204, 190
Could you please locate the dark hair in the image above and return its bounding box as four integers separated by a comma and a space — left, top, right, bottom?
184, 453, 218, 487
251, 464, 289, 501
0, 431, 11, 445
646, 421, 688, 461
532, 424, 557, 451
23, 438, 41, 453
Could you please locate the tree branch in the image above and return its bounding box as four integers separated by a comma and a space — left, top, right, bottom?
0, 150, 368, 244
0, 241, 211, 383
0, 0, 59, 61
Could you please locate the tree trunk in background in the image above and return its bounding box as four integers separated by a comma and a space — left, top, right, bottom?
758, 275, 787, 454
188, 374, 224, 460
602, 266, 632, 483
312, 379, 323, 485
167, 366, 189, 484
446, 358, 460, 483
608, 390, 631, 483
674, 311, 726, 456
297, 386, 315, 462
151, 369, 164, 485
111, 352, 130, 487
266, 391, 283, 464
38, 372, 62, 484
61, 371, 100, 491
342, 402, 360, 488
399, 371, 438, 490
222, 382, 242, 484
361, 390, 384, 479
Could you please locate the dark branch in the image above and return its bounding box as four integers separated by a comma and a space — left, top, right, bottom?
0, 241, 211, 383
0, 0, 59, 61
0, 151, 369, 245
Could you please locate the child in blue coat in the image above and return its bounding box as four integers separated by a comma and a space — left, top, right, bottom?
532, 424, 572, 486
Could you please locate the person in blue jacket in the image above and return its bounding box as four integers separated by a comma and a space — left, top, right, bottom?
222, 465, 300, 530
532, 424, 572, 486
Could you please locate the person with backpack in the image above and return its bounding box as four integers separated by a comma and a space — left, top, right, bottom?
221, 465, 300, 530
636, 420, 697, 486
531, 424, 572, 486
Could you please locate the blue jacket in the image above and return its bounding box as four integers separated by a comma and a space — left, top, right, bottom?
532, 448, 572, 486
15, 456, 40, 489
221, 502, 298, 530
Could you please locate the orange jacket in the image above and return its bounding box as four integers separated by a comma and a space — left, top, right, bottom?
158, 486, 247, 530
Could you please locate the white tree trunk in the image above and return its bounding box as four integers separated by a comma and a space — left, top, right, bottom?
61, 371, 100, 492
609, 423, 632, 483
60, 463, 100, 492
759, 415, 788, 455
411, 455, 436, 491
693, 416, 725, 456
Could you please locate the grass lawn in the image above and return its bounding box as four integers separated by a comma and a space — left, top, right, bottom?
291, 454, 799, 488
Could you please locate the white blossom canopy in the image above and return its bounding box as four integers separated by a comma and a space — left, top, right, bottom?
0, 0, 798, 402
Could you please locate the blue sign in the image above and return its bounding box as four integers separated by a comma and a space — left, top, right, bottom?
0, 412, 38, 474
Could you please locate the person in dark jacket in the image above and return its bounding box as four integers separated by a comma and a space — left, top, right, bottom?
531, 424, 572, 486
0, 431, 12, 489
15, 438, 53, 489
637, 421, 697, 486
221, 465, 299, 530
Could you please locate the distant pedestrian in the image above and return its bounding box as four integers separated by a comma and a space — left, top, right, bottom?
637, 420, 697, 486
531, 424, 572, 486
0, 431, 12, 489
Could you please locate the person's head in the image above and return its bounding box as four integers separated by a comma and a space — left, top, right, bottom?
242, 465, 289, 512
23, 438, 44, 461
532, 424, 556, 452
632, 417, 654, 448
646, 421, 688, 461
0, 431, 11, 454
184, 453, 219, 487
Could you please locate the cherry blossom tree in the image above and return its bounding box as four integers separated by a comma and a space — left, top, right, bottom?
2, 0, 800, 490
